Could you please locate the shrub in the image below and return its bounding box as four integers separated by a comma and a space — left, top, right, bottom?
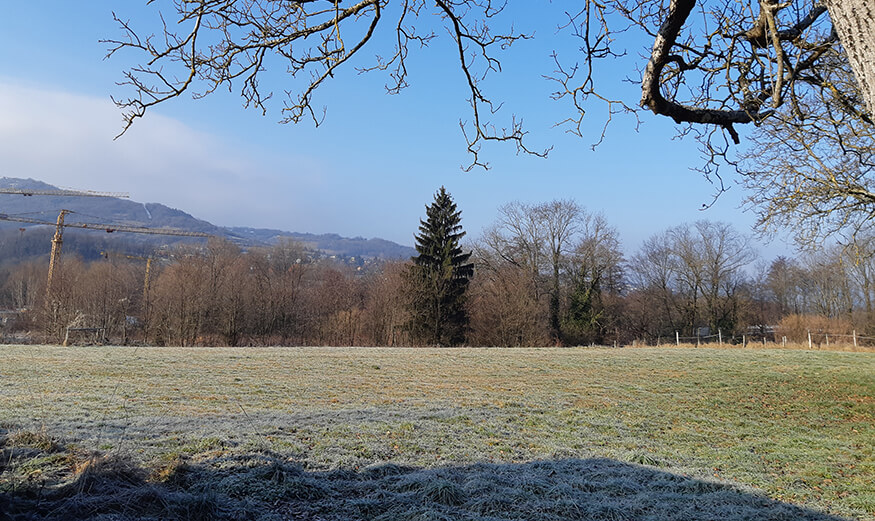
775, 314, 853, 345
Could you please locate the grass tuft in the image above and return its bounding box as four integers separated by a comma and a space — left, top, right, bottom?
7, 427, 61, 453
167, 490, 223, 521
65, 453, 147, 495
420, 478, 465, 506
629, 451, 665, 467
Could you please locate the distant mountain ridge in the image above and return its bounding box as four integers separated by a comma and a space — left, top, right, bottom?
0, 177, 415, 260
225, 227, 416, 259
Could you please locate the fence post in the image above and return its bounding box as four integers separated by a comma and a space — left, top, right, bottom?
808, 330, 812, 349
742, 335, 745, 347
853, 330, 857, 347
782, 336, 787, 348
718, 329, 722, 346
676, 331, 679, 346
825, 334, 829, 348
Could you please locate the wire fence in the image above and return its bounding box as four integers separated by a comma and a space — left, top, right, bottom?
640, 329, 875, 349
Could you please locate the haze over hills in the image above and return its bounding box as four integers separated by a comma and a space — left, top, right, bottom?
0, 177, 416, 260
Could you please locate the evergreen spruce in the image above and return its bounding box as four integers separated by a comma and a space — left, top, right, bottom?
405, 187, 474, 346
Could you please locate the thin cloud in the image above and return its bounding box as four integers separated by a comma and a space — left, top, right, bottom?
0, 80, 327, 231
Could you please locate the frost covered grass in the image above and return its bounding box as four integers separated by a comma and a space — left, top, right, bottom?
1, 346, 872, 520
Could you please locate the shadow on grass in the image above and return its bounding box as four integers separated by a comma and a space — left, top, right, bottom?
1, 432, 852, 521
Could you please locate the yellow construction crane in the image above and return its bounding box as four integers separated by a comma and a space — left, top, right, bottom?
1, 186, 128, 287
0, 209, 210, 293
0, 187, 129, 198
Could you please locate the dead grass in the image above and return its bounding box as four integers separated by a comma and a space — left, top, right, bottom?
0, 345, 872, 520
5, 427, 61, 453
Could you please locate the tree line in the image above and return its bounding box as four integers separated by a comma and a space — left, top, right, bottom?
2, 190, 874, 347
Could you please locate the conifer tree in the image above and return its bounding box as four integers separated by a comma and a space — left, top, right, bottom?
405, 187, 474, 346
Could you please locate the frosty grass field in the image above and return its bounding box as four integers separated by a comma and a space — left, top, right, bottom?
1, 346, 872, 520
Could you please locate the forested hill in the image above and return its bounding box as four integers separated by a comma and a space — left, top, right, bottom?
0, 177, 221, 234
0, 177, 415, 260
225, 228, 416, 259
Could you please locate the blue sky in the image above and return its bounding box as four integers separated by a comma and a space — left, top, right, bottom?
0, 1, 793, 259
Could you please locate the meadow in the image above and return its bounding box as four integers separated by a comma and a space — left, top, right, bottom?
1, 346, 872, 520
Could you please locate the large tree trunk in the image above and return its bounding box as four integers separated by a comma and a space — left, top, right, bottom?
825, 1, 875, 115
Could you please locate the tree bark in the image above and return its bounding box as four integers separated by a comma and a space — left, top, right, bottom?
825, 1, 875, 115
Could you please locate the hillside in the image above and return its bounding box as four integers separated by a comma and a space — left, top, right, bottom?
0, 178, 221, 234
0, 177, 415, 260
225, 228, 416, 259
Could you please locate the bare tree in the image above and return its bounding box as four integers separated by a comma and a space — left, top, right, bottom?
480, 199, 582, 341
361, 261, 409, 346
554, 0, 873, 159
477, 200, 626, 344
630, 221, 755, 339
563, 213, 624, 344
803, 247, 854, 320
107, 2, 873, 160
192, 239, 249, 345
765, 256, 806, 316
79, 259, 142, 344
475, 203, 550, 339
311, 265, 363, 346
628, 232, 680, 340
106, 0, 541, 168
696, 221, 756, 334
667, 224, 707, 334
1, 261, 45, 311
150, 249, 209, 346
245, 241, 310, 343
740, 56, 875, 246
534, 200, 583, 340
744, 261, 776, 335
844, 236, 875, 323
486, 202, 548, 296
39, 257, 88, 343
468, 244, 550, 346
216, 252, 254, 346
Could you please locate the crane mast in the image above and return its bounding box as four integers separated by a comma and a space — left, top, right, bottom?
46, 210, 70, 292
0, 185, 183, 344
1, 185, 129, 291
0, 210, 210, 296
